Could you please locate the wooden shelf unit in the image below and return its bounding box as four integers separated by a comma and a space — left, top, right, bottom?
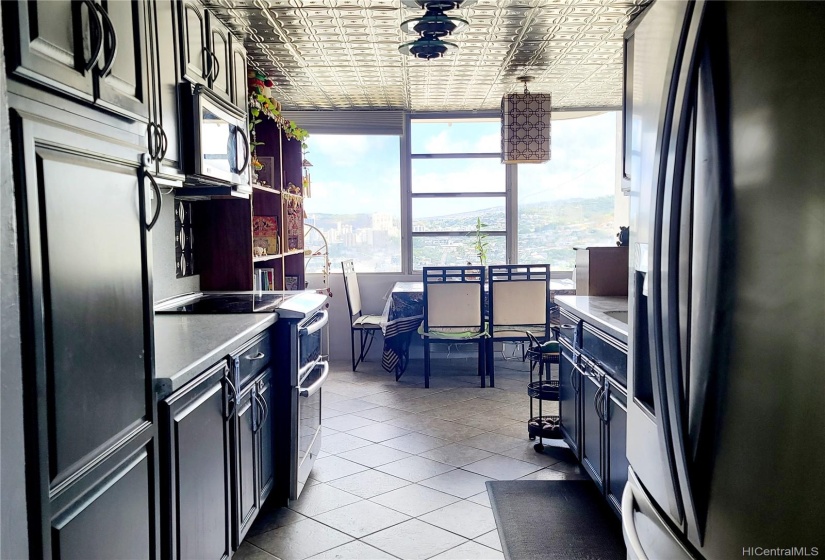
194, 121, 305, 291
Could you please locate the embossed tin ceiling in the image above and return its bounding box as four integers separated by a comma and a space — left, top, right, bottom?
205, 0, 651, 111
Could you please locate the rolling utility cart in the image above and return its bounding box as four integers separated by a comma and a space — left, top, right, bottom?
526, 333, 562, 452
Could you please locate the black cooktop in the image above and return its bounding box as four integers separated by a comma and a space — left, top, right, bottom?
156, 293, 288, 314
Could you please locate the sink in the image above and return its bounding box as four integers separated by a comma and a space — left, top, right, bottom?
603, 310, 629, 323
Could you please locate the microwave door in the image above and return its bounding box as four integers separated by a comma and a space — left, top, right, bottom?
201, 109, 235, 183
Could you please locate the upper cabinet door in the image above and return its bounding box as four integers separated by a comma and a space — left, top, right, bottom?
94, 0, 150, 121
179, 0, 209, 86
150, 0, 184, 178
180, 0, 212, 86
2, 0, 97, 100
230, 34, 248, 112
208, 13, 232, 103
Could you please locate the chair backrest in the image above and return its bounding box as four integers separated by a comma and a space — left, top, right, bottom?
489, 264, 550, 335
341, 260, 363, 317
422, 266, 485, 331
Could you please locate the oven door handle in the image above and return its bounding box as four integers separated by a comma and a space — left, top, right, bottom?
299, 310, 329, 337
299, 361, 330, 398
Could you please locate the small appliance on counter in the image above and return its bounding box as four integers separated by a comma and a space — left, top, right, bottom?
574, 246, 629, 296
155, 290, 329, 503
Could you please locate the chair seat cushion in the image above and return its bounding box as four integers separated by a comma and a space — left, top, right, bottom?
491, 325, 547, 339
353, 314, 383, 329
418, 323, 488, 340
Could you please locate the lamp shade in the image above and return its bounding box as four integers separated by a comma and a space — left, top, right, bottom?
501, 92, 551, 164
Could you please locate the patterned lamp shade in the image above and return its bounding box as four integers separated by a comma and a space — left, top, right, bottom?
501, 92, 551, 164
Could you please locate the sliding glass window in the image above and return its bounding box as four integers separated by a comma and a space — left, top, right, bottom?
409, 118, 508, 269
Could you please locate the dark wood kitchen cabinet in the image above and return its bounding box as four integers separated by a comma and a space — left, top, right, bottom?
558, 338, 581, 460
581, 367, 605, 490
146, 0, 184, 179
230, 34, 248, 112
257, 370, 275, 505
2, 0, 150, 121
178, 0, 209, 86
556, 305, 629, 518
178, 0, 243, 107
12, 114, 159, 559
160, 361, 233, 560
234, 382, 260, 548
605, 378, 629, 515
94, 0, 150, 121
208, 11, 232, 103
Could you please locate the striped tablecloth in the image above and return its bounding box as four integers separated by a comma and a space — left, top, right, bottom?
379, 279, 576, 374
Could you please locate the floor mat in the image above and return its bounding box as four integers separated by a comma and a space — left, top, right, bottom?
486, 480, 626, 560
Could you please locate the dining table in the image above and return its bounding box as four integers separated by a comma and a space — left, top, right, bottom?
379, 278, 576, 377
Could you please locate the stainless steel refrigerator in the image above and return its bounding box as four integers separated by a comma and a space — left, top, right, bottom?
622, 1, 825, 558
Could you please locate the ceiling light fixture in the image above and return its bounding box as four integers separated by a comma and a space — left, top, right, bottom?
501, 76, 552, 164
399, 0, 472, 59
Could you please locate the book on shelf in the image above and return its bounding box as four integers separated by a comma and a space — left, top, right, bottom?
254, 268, 276, 291
252, 216, 280, 256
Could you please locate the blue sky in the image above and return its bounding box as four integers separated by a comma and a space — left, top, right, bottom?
304, 112, 618, 218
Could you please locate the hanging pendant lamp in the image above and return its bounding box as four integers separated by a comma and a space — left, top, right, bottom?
501, 76, 552, 164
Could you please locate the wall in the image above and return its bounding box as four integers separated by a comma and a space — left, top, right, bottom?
151, 191, 200, 301
614, 112, 631, 226
0, 10, 30, 558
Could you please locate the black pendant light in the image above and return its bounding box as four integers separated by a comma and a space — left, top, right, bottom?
399, 0, 472, 59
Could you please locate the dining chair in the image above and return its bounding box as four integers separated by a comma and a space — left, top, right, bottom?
420, 266, 488, 388
341, 260, 383, 371
486, 264, 552, 387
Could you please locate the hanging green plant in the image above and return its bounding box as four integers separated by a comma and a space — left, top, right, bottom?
247, 69, 310, 176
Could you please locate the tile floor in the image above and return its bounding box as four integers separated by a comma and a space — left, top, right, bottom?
236, 356, 586, 560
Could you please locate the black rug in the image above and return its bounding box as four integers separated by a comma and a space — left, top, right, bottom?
486, 480, 626, 560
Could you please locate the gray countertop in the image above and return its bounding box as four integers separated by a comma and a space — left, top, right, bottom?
154, 314, 277, 399
555, 296, 629, 343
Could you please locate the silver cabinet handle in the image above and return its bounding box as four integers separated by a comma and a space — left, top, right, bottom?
246, 351, 265, 361
299, 361, 329, 398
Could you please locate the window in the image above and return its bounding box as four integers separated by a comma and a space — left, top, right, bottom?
517, 112, 619, 270
409, 118, 508, 269
303, 134, 401, 272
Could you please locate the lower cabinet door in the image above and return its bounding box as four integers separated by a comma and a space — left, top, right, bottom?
234, 386, 260, 547
581, 372, 604, 489
558, 342, 580, 459
50, 433, 156, 560
606, 381, 629, 516
161, 362, 232, 560
257, 370, 275, 504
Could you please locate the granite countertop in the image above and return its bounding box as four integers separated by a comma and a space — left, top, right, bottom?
154, 314, 277, 399
555, 296, 629, 343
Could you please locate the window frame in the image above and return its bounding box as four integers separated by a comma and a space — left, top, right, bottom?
302, 132, 405, 274
404, 113, 515, 272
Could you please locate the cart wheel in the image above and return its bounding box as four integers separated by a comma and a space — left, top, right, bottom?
529, 435, 536, 441
533, 442, 545, 452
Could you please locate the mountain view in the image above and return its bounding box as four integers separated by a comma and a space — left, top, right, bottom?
305, 195, 616, 272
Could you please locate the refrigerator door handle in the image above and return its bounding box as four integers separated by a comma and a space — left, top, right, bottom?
660, 1, 723, 546
647, 0, 703, 525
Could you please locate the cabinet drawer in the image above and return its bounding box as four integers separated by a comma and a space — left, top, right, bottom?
233, 331, 272, 388
581, 323, 627, 386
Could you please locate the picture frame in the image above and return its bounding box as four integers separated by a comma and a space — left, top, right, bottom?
256, 156, 276, 188
285, 275, 300, 291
